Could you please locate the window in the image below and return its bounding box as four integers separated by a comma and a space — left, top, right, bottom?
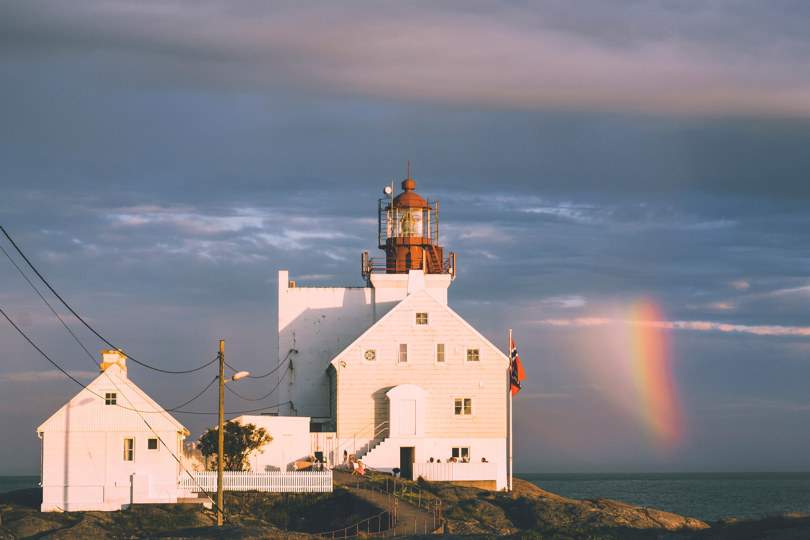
451, 447, 470, 462
466, 348, 480, 362
435, 343, 445, 363
105, 392, 116, 405
363, 349, 377, 362
415, 312, 429, 325
123, 438, 134, 461
454, 397, 472, 416
147, 438, 159, 451
398, 343, 408, 363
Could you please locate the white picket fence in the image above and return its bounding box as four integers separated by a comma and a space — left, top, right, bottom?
180, 471, 333, 493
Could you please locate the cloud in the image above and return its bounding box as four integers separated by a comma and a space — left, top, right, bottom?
533, 316, 810, 337
3, 1, 810, 116
542, 296, 587, 309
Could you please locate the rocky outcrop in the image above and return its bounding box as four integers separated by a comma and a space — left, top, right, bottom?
433, 477, 709, 535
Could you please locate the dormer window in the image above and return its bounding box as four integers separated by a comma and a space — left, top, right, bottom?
105, 393, 117, 405
415, 312, 428, 325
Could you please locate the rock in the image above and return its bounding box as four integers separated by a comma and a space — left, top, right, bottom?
432, 477, 709, 536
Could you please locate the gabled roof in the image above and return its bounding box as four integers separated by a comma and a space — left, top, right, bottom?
330, 286, 510, 367
37, 364, 188, 435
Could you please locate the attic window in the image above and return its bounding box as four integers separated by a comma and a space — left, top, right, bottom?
415, 312, 428, 325
147, 438, 159, 451
105, 393, 117, 405
466, 348, 480, 362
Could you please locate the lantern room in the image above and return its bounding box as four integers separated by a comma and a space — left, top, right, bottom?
362, 177, 456, 278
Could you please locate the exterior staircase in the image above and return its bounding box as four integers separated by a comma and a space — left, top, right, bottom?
357, 438, 400, 472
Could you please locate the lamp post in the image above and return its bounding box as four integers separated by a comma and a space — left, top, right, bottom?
217, 340, 249, 526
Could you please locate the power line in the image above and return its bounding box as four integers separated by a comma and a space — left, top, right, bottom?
1, 307, 98, 390
172, 401, 291, 416
0, 304, 221, 416
0, 241, 102, 368
166, 377, 218, 412
232, 348, 296, 379
224, 361, 290, 402
0, 225, 217, 374
1, 241, 216, 384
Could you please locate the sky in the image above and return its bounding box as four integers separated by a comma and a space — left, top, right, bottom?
1, 0, 810, 475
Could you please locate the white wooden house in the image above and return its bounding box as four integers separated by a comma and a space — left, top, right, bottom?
37, 351, 189, 511
275, 178, 510, 490
329, 285, 509, 488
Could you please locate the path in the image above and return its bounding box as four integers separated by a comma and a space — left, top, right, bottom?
330, 469, 443, 537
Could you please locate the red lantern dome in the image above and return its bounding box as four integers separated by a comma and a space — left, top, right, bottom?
362, 176, 455, 278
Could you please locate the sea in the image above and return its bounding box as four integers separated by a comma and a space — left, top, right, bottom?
0, 476, 39, 494
3, 473, 810, 522
518, 472, 810, 522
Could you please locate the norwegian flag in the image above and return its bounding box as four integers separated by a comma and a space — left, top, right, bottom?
509, 336, 526, 396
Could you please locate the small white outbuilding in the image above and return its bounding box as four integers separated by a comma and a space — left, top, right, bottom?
37, 350, 189, 511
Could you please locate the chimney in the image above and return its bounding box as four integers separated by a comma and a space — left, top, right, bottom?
100, 350, 127, 375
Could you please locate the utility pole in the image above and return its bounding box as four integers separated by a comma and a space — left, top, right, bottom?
217, 339, 225, 526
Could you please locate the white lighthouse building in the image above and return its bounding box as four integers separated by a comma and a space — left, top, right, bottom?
275, 177, 509, 489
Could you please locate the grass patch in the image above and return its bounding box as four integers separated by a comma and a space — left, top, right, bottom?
225, 486, 380, 534
106, 504, 208, 537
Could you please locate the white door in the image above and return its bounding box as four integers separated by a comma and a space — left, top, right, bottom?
399, 400, 416, 435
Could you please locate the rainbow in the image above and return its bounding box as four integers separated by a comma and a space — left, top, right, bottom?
625, 298, 682, 448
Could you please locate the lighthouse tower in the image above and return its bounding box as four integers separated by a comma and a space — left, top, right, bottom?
362, 178, 456, 277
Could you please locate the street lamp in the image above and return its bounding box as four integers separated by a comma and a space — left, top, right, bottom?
217, 340, 249, 526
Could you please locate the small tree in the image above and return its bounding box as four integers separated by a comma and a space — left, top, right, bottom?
198, 420, 272, 471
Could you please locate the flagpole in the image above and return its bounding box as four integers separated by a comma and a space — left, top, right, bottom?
509, 328, 513, 492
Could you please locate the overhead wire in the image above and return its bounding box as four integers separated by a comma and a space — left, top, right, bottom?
224, 361, 290, 402
1, 307, 99, 391
165, 377, 218, 412
0, 241, 103, 369
172, 401, 291, 416
0, 225, 217, 374
1, 240, 216, 404
233, 348, 296, 379
0, 304, 221, 415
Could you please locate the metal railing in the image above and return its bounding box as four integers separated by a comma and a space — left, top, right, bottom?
362, 252, 455, 276
335, 420, 389, 462
316, 470, 443, 538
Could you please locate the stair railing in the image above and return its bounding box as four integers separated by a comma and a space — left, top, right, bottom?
334, 420, 390, 463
